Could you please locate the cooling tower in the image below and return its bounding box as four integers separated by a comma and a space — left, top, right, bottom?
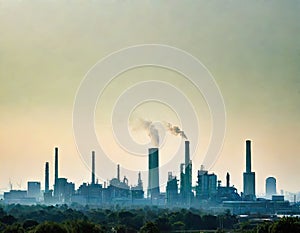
148, 148, 160, 198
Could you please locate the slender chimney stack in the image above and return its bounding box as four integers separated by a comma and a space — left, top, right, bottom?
54, 147, 58, 185
185, 141, 190, 168
92, 151, 95, 185
246, 140, 251, 173
184, 141, 192, 205
226, 172, 230, 188
54, 147, 59, 198
117, 164, 120, 181
45, 162, 49, 192
243, 140, 256, 200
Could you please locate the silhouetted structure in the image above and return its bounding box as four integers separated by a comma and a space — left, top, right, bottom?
5, 139, 296, 215
73, 182, 102, 205
4, 190, 34, 205
196, 165, 217, 200
55, 178, 75, 203
54, 147, 59, 197
27, 181, 41, 201
166, 172, 178, 205
185, 141, 192, 204
45, 162, 49, 192
72, 153, 102, 205
117, 164, 120, 181
226, 172, 230, 188
216, 173, 241, 203
92, 151, 95, 185
266, 177, 277, 198
148, 148, 160, 199
131, 172, 144, 200
179, 141, 193, 205
243, 140, 256, 200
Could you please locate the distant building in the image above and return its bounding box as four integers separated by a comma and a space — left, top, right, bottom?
73, 183, 102, 205
131, 172, 144, 200
166, 172, 179, 206
266, 177, 276, 198
27, 181, 41, 201
108, 177, 130, 200
43, 190, 54, 204
223, 198, 291, 215
4, 190, 35, 205
54, 178, 75, 204
195, 166, 217, 200
216, 173, 241, 203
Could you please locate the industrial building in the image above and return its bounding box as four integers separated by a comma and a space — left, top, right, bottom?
266, 177, 277, 199
216, 173, 241, 203
166, 172, 179, 206
195, 165, 217, 200
27, 181, 41, 201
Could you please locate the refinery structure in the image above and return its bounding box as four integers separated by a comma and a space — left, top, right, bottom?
2, 140, 297, 215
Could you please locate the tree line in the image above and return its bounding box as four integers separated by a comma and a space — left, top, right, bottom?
0, 204, 299, 232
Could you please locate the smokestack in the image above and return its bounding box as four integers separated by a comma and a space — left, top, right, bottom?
184, 141, 192, 205
54, 147, 58, 185
117, 164, 120, 181
246, 140, 251, 173
243, 140, 256, 200
45, 162, 49, 192
92, 151, 95, 185
226, 172, 230, 188
148, 148, 160, 198
185, 141, 190, 167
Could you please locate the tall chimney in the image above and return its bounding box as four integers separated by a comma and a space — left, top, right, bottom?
45, 162, 49, 192
117, 164, 120, 181
185, 141, 190, 168
226, 172, 230, 188
184, 141, 192, 205
148, 148, 160, 198
92, 151, 95, 185
243, 140, 256, 200
246, 140, 251, 172
54, 147, 58, 184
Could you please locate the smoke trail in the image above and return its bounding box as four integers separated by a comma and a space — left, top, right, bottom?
133, 118, 159, 147
165, 122, 188, 139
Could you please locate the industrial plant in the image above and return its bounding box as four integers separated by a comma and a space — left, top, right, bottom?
2, 140, 298, 215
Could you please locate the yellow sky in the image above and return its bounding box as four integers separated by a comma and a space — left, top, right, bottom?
1, 0, 300, 194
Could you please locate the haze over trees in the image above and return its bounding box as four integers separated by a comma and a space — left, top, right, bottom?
0, 204, 299, 232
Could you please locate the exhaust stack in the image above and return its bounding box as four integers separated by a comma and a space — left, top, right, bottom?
45, 162, 49, 192
148, 148, 160, 198
92, 151, 95, 185
54, 147, 58, 184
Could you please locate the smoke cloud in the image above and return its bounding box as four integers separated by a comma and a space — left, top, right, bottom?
165, 122, 188, 139
133, 118, 159, 147
131, 118, 187, 146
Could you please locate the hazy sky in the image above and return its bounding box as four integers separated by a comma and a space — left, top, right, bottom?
1, 0, 300, 195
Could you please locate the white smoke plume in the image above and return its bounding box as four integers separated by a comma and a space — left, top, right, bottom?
133, 118, 159, 147
165, 122, 188, 139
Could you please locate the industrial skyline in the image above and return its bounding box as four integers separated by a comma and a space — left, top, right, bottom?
1, 1, 300, 197
4, 138, 299, 216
